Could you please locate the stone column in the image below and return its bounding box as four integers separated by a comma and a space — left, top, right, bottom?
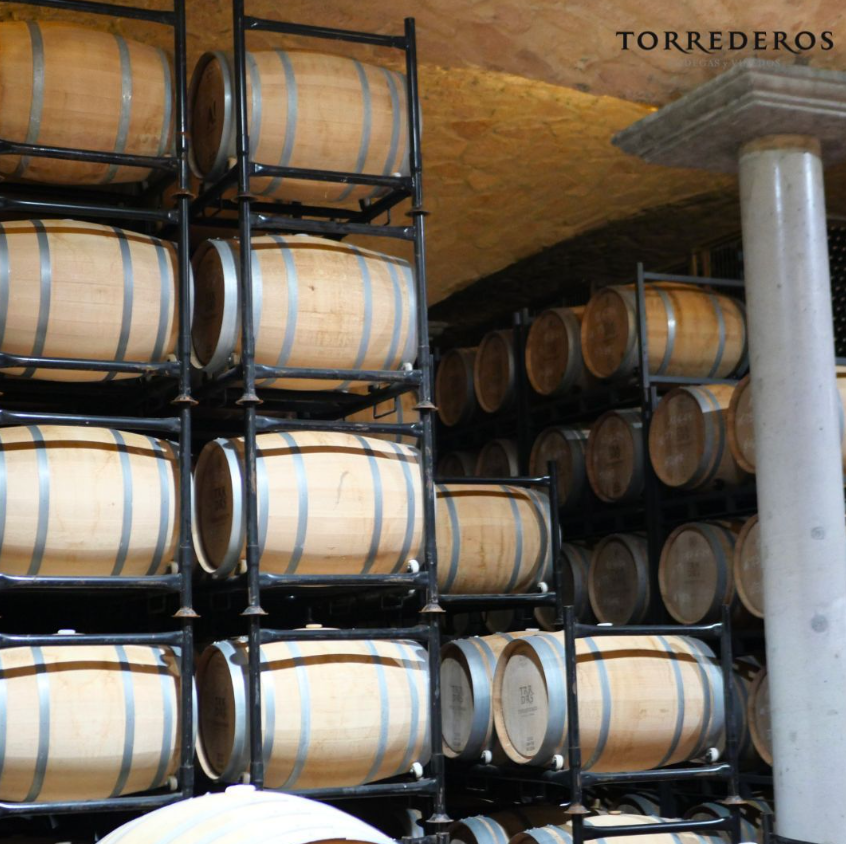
614, 60, 846, 844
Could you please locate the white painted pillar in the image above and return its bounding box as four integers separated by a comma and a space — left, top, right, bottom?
739, 135, 846, 844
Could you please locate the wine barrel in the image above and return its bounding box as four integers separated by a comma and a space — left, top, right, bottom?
658, 521, 750, 625
726, 368, 846, 473
476, 439, 520, 477
514, 816, 724, 844
589, 534, 651, 624
437, 450, 478, 477
0, 22, 173, 185
194, 431, 423, 578
649, 385, 748, 490
450, 807, 571, 844
684, 803, 759, 843
748, 668, 772, 765
0, 220, 178, 382
0, 644, 182, 801
437, 484, 551, 594
533, 542, 594, 631
474, 330, 516, 414
197, 639, 430, 789
614, 794, 661, 815
734, 514, 764, 619
192, 235, 416, 391
0, 425, 178, 577
493, 633, 724, 770
529, 426, 588, 511
190, 50, 408, 205
441, 633, 532, 761
580, 283, 747, 381
525, 307, 592, 396
586, 409, 644, 503
99, 787, 397, 844
436, 348, 478, 427
345, 391, 420, 446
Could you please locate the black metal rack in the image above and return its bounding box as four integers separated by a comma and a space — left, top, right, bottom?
0, 0, 196, 825
189, 3, 448, 836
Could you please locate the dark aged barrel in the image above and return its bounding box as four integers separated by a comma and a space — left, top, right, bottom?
748, 667, 772, 765
581, 282, 747, 381
734, 514, 764, 619
345, 391, 420, 446
475, 439, 520, 477
529, 426, 588, 511
192, 235, 416, 391
436, 348, 478, 427
190, 50, 408, 204
197, 639, 430, 789
614, 794, 661, 815
525, 307, 592, 396
449, 807, 572, 844
533, 542, 594, 631
0, 22, 173, 185
437, 450, 478, 478
0, 220, 178, 382
586, 409, 644, 503
474, 330, 516, 414
588, 533, 651, 624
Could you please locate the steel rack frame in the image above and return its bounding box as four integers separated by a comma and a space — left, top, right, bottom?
189, 4, 449, 835
0, 0, 196, 822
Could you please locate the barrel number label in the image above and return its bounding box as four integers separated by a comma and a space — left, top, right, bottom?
519, 685, 534, 705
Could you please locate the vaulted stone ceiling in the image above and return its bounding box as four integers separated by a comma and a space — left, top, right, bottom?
3, 0, 845, 307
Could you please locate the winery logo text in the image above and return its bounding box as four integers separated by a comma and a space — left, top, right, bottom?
616, 31, 834, 54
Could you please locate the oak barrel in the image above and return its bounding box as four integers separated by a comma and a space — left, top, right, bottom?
437, 484, 551, 594
345, 391, 420, 446
0, 22, 173, 185
190, 50, 408, 205
192, 235, 416, 391
649, 385, 748, 490
588, 533, 651, 625
0, 220, 178, 382
194, 431, 423, 578
492, 633, 725, 770
586, 409, 644, 503
529, 426, 588, 511
0, 644, 183, 801
525, 307, 592, 396
580, 283, 747, 381
533, 542, 594, 631
437, 450, 478, 477
614, 794, 661, 815
513, 816, 723, 844
734, 514, 764, 619
474, 330, 516, 414
684, 803, 760, 843
436, 347, 478, 427
0, 425, 178, 577
197, 639, 430, 789
99, 788, 397, 844
475, 439, 520, 477
449, 807, 571, 844
658, 521, 749, 625
441, 633, 531, 761
748, 667, 772, 765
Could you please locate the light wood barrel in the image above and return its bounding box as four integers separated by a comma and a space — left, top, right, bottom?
0, 220, 178, 382
450, 807, 572, 844
529, 426, 588, 511
0, 425, 178, 577
589, 533, 651, 624
190, 50, 408, 205
345, 391, 420, 446
476, 439, 520, 477
727, 368, 846, 473
437, 484, 551, 594
733, 514, 763, 619
748, 667, 772, 765
580, 283, 747, 381
197, 639, 430, 789
441, 633, 531, 761
99, 789, 398, 844
649, 385, 748, 490
474, 330, 516, 414
525, 307, 592, 396
438, 450, 478, 477
533, 542, 594, 631
437, 348, 478, 427
614, 794, 661, 815
493, 633, 725, 770
192, 235, 415, 391
684, 803, 759, 844
0, 22, 172, 185
0, 644, 182, 801
658, 521, 749, 625
194, 431, 423, 578
586, 409, 644, 503
513, 816, 724, 844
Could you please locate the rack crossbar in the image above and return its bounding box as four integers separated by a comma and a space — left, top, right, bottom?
580, 818, 731, 839
256, 417, 421, 437
261, 625, 430, 643
258, 572, 426, 588
0, 139, 176, 170
287, 778, 438, 800
642, 270, 744, 289
439, 593, 556, 608
574, 621, 723, 639
0, 631, 183, 648
0, 791, 183, 815
436, 475, 550, 486
253, 364, 421, 383
581, 763, 732, 784
251, 213, 414, 240
0, 0, 175, 24
252, 162, 411, 190
0, 409, 180, 434
0, 352, 178, 376
0, 573, 180, 591
244, 16, 407, 49
0, 196, 174, 223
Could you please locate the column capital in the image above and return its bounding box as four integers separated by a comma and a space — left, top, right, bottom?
613, 59, 846, 173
